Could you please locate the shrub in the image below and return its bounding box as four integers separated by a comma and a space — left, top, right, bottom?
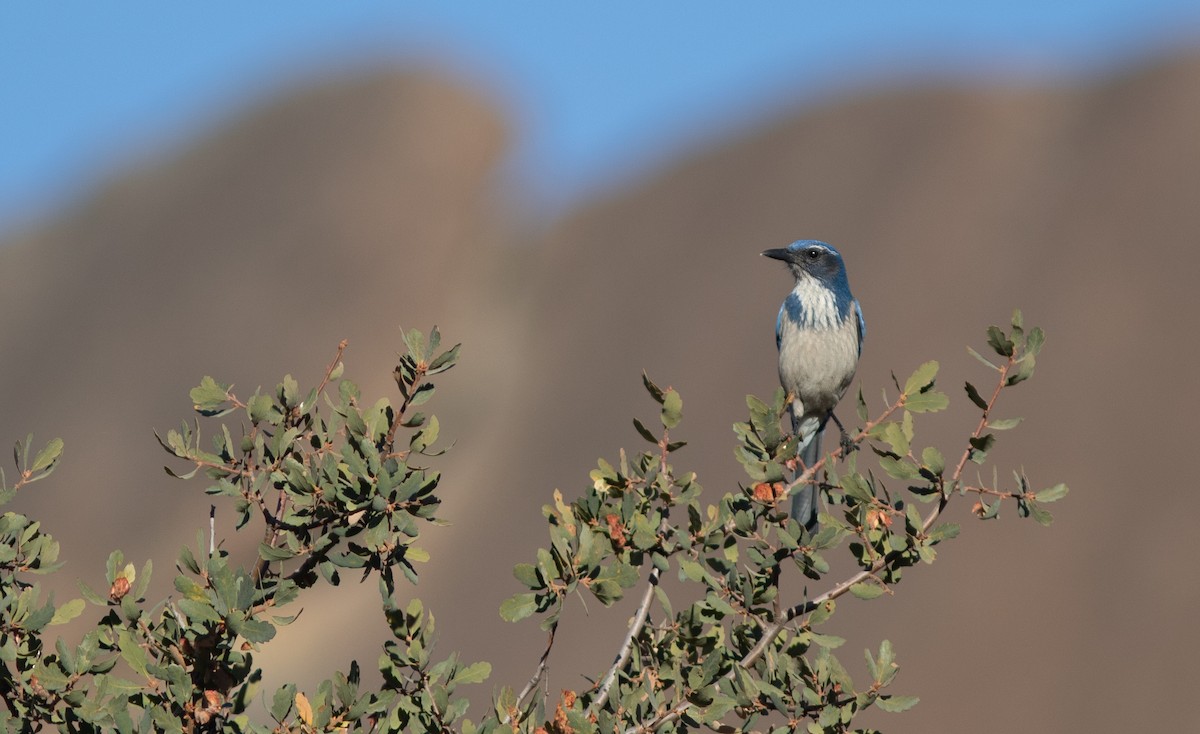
0, 312, 1064, 733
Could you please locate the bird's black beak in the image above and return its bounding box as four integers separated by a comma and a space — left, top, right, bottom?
761, 248, 791, 263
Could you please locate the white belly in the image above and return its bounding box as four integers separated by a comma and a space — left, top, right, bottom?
777, 316, 860, 416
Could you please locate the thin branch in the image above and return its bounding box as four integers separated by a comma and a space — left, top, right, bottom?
250, 340, 348, 583
622, 699, 691, 734
383, 363, 427, 457
950, 359, 1009, 482
315, 339, 349, 397
588, 565, 662, 715
505, 621, 558, 725
594, 430, 674, 717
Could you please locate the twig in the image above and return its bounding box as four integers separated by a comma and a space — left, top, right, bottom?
383, 363, 427, 457
588, 565, 662, 715
315, 339, 349, 397
250, 340, 349, 583
595, 430, 673, 717
505, 621, 558, 725
622, 699, 691, 734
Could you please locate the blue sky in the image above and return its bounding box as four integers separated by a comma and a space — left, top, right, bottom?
2, 2, 1199, 234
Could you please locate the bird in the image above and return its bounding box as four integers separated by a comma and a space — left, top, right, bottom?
762, 239, 864, 531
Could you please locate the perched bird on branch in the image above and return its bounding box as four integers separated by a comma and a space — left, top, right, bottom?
763, 240, 864, 530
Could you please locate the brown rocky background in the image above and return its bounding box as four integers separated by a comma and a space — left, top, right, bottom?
2, 49, 1198, 731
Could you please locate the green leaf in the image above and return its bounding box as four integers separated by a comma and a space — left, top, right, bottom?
77, 581, 108, 606
810, 632, 845, 648
632, 418, 658, 444
986, 326, 1014, 357
258, 544, 297, 562
988, 417, 1023, 430
178, 545, 201, 575
876, 639, 896, 679
969, 434, 996, 459
677, 557, 705, 583
966, 346, 999, 370
237, 618, 277, 643
1007, 354, 1037, 385
875, 695, 919, 713
248, 394, 275, 424
1026, 326, 1046, 356
642, 372, 664, 403
49, 598, 85, 626
877, 421, 908, 456
925, 523, 960, 543
133, 559, 153, 600
174, 576, 208, 602
273, 579, 300, 607
117, 629, 149, 678
920, 446, 944, 475
177, 598, 223, 625
427, 343, 462, 375
808, 599, 836, 626
903, 361, 939, 395
1035, 484, 1069, 503
454, 661, 491, 685
661, 388, 683, 429
106, 550, 125, 584
402, 328, 427, 361
904, 390, 949, 413
964, 382, 989, 410
841, 473, 874, 503
271, 684, 296, 722
280, 374, 299, 407
410, 415, 441, 453
499, 593, 538, 622
190, 376, 232, 416
697, 694, 737, 723
163, 464, 199, 480
30, 437, 64, 473
878, 457, 920, 481
849, 582, 886, 600
1026, 502, 1054, 527
512, 563, 541, 589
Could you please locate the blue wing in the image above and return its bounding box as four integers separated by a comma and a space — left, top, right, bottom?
853, 299, 866, 355
775, 304, 784, 350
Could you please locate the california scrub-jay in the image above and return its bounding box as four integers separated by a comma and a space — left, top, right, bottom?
762, 240, 864, 530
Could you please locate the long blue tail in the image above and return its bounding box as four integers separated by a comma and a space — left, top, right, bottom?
790, 419, 824, 532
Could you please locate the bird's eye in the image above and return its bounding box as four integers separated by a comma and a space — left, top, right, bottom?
805, 248, 821, 260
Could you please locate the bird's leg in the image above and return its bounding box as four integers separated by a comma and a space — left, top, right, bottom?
784, 400, 803, 473
828, 411, 856, 456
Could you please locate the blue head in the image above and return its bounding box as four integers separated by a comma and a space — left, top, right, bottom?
763, 239, 864, 351
761, 239, 853, 297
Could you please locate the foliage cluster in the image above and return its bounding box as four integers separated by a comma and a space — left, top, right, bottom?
0, 313, 1064, 733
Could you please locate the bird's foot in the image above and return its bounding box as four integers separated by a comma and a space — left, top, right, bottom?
838, 430, 856, 456
829, 412, 857, 456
